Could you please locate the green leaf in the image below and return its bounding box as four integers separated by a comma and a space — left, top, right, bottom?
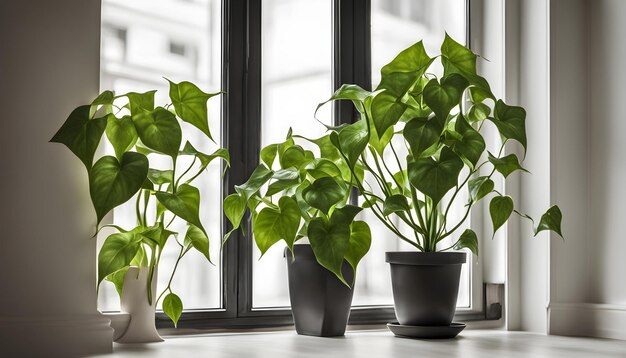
260, 137, 294, 168
448, 113, 485, 167
367, 113, 394, 156
488, 152, 529, 178
105, 267, 130, 297
345, 221, 372, 276
89, 152, 149, 226
147, 168, 174, 186
468, 176, 494, 202
50, 105, 107, 170
105, 114, 138, 159
490, 100, 527, 152
235, 165, 274, 201
97, 231, 142, 286
253, 196, 301, 256
454, 229, 479, 256
302, 177, 346, 215
162, 293, 183, 327
335, 119, 369, 167
266, 178, 300, 196
130, 244, 149, 267
168, 80, 220, 140
308, 205, 363, 285
132, 107, 182, 158
126, 91, 156, 116
535, 205, 563, 238
422, 74, 468, 122
440, 33, 494, 99
316, 84, 370, 116
184, 224, 212, 263
467, 102, 490, 123
382, 194, 411, 216
490, 195, 514, 236
155, 184, 205, 235
306, 159, 343, 179
141, 223, 174, 248
91, 90, 115, 116
280, 145, 314, 169
223, 193, 247, 232
408, 147, 463, 204
403, 116, 443, 158
370, 91, 408, 139
180, 141, 230, 168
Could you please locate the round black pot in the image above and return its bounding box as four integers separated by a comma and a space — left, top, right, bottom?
386, 252, 466, 326
285, 245, 354, 337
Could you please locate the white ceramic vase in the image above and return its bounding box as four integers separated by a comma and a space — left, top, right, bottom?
115, 266, 163, 343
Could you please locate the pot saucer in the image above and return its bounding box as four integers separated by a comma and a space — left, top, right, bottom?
387, 322, 466, 339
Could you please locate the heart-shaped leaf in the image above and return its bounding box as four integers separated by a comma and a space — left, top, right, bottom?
97, 231, 142, 286
488, 152, 529, 178
235, 165, 274, 201
335, 119, 369, 167
408, 147, 463, 204
50, 105, 107, 170
490, 100, 527, 152
448, 113, 485, 167
441, 33, 494, 100
105, 267, 130, 297
253, 196, 301, 256
382, 194, 411, 216
280, 145, 314, 170
403, 116, 443, 158
302, 177, 346, 215
105, 114, 138, 159
307, 219, 350, 285
370, 90, 408, 139
89, 152, 149, 226
180, 141, 230, 167
184, 224, 212, 263
490, 195, 514, 236
147, 168, 174, 186
132, 107, 182, 158
422, 73, 468, 122
168, 80, 220, 140
468, 176, 494, 202
126, 90, 156, 116
155, 184, 205, 235
316, 84, 370, 116
91, 90, 115, 116
467, 102, 490, 123
162, 293, 183, 327
535, 205, 563, 238
454, 228, 479, 256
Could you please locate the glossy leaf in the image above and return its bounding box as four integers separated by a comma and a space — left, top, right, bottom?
490, 100, 527, 152
454, 229, 479, 256
147, 168, 174, 186
280, 145, 313, 170
126, 91, 156, 116
468, 176, 494, 202
184, 224, 212, 263
448, 114, 485, 167
316, 84, 370, 116
441, 33, 494, 99
345, 221, 372, 276
306, 159, 343, 179
180, 141, 230, 168
408, 147, 463, 204
490, 195, 514, 236
105, 267, 129, 297
253, 196, 301, 255
168, 80, 220, 140
97, 231, 142, 286
302, 177, 345, 215
132, 107, 182, 158
467, 102, 490, 123
162, 293, 183, 327
403, 116, 442, 158
155, 184, 205, 235
535, 205, 563, 238
422, 73, 468, 122
50, 105, 107, 170
223, 193, 247, 232
89, 152, 149, 226
488, 152, 529, 178
105, 114, 138, 159
336, 119, 369, 167
266, 178, 300, 196
382, 194, 411, 216
235, 165, 273, 201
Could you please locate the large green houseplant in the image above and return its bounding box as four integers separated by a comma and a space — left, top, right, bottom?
314, 34, 563, 337
51, 80, 227, 340
223, 131, 372, 336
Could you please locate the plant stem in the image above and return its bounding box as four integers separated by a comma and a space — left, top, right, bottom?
135, 191, 143, 227
156, 244, 185, 304
175, 156, 197, 189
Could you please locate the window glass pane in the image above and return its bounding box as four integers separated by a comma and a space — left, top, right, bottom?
353, 0, 469, 307
98, 0, 223, 311
253, 0, 333, 308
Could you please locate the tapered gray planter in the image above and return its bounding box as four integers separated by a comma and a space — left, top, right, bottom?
285, 245, 354, 337
386, 252, 466, 326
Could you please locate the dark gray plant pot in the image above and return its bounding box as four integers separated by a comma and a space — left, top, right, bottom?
285, 245, 354, 337
386, 252, 466, 326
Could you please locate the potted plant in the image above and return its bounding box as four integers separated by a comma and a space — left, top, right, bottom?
315, 34, 564, 338
50, 79, 227, 342
223, 130, 372, 336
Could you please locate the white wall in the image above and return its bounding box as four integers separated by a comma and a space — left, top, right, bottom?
0, 0, 113, 355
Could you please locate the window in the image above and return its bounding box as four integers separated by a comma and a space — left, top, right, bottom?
98, 0, 480, 327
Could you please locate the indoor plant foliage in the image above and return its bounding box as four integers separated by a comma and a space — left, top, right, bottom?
50, 79, 227, 329
315, 34, 563, 331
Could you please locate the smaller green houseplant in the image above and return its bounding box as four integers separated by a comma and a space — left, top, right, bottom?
223, 130, 372, 336
50, 79, 227, 331
315, 34, 564, 335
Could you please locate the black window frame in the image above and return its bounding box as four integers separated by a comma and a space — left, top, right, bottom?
157, 0, 494, 329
